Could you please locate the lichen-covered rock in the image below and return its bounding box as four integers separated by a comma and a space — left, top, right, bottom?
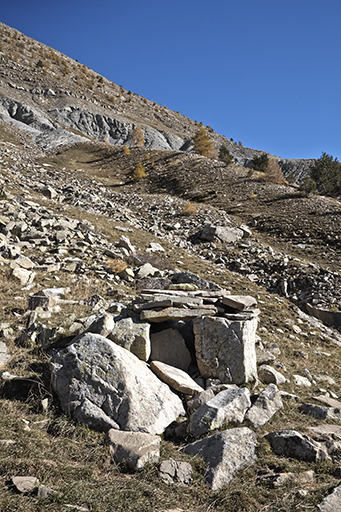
51, 333, 185, 434
193, 315, 258, 385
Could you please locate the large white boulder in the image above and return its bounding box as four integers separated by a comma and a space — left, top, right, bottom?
51, 333, 185, 434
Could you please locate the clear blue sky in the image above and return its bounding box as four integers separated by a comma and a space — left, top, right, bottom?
1, 0, 340, 160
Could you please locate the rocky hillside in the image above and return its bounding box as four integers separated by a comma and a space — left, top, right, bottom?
1, 22, 341, 512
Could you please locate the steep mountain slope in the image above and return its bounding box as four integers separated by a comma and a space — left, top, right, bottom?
0, 22, 313, 178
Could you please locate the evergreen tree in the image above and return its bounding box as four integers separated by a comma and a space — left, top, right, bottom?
192, 126, 214, 158
252, 153, 269, 172
310, 152, 341, 196
218, 145, 234, 165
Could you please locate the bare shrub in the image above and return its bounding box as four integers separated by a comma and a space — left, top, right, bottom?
132, 161, 147, 181
181, 201, 198, 215
265, 159, 286, 184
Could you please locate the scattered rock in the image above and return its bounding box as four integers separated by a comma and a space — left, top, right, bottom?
299, 403, 341, 422
183, 427, 257, 490
293, 375, 312, 387
107, 429, 160, 471
108, 317, 151, 361
245, 384, 283, 428
258, 365, 288, 385
0, 341, 11, 367
187, 387, 251, 437
265, 430, 330, 461
318, 484, 341, 511
10, 476, 39, 494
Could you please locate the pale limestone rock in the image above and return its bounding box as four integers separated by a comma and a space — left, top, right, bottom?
13, 254, 35, 269
258, 365, 288, 385
107, 429, 160, 471
108, 317, 150, 361
11, 476, 39, 493
136, 263, 159, 279
51, 333, 185, 434
313, 395, 341, 408
141, 307, 217, 323
200, 225, 244, 244
0, 342, 11, 368
150, 361, 204, 395
222, 295, 257, 311
193, 315, 258, 385
83, 313, 115, 338
293, 375, 312, 387
159, 459, 192, 484
309, 425, 341, 439
183, 427, 257, 490
150, 328, 191, 371
118, 235, 135, 254
12, 266, 36, 286
147, 242, 165, 252
245, 384, 283, 428
187, 387, 251, 437
318, 484, 341, 511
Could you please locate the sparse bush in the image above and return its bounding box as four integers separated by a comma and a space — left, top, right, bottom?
309, 152, 341, 196
287, 172, 296, 184
192, 126, 214, 158
132, 161, 147, 181
123, 145, 131, 156
181, 201, 198, 215
36, 59, 44, 68
218, 145, 234, 165
299, 175, 317, 196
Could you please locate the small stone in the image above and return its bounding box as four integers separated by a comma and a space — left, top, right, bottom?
159, 459, 192, 485
107, 429, 160, 471
245, 384, 283, 428
258, 365, 288, 385
11, 476, 39, 494
37, 485, 55, 498
293, 375, 312, 387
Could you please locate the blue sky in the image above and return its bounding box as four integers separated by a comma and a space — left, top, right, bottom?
1, 0, 340, 160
